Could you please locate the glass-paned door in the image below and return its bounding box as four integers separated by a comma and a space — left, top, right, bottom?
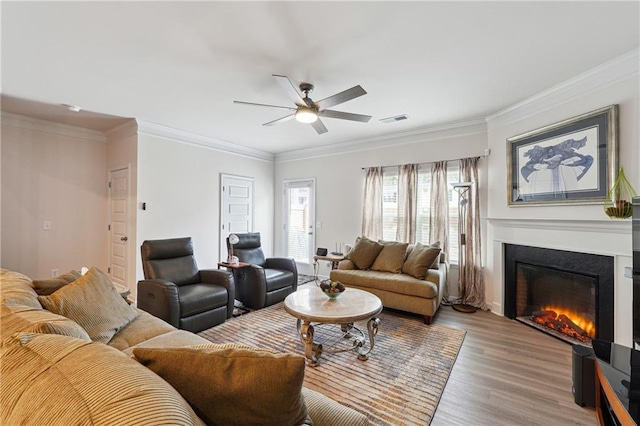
283, 179, 315, 265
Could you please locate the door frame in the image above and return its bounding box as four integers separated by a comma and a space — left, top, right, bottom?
282, 178, 316, 267
220, 173, 255, 261
107, 164, 132, 291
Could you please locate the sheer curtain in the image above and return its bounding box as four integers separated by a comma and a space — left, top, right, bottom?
459, 157, 487, 309
361, 167, 383, 240
396, 164, 417, 243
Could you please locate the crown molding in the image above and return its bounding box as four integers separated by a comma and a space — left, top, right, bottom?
0, 112, 107, 143
105, 119, 138, 141
275, 118, 487, 163
486, 48, 640, 129
135, 120, 273, 162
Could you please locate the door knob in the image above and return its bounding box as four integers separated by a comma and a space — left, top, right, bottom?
121, 236, 128, 241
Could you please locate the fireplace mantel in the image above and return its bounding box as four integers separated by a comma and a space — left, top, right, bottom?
487, 217, 631, 235
487, 216, 634, 346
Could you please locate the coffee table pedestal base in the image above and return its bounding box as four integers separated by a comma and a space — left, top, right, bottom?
296, 317, 380, 367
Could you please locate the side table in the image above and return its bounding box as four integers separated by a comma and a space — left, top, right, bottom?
313, 254, 345, 280
217, 262, 251, 309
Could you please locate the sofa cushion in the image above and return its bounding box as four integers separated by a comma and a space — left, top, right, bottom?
331, 269, 438, 299
402, 242, 442, 279
107, 309, 177, 351
347, 237, 384, 270
371, 241, 408, 273
1, 332, 204, 426
0, 269, 41, 309
1, 304, 91, 341
32, 270, 81, 296
133, 344, 311, 426
122, 329, 209, 357
301, 388, 369, 426
38, 267, 138, 344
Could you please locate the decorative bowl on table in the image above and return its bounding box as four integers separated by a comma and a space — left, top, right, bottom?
319, 279, 346, 299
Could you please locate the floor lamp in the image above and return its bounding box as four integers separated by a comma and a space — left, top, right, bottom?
451, 182, 477, 314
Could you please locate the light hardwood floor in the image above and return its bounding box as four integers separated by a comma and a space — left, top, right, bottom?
430, 305, 597, 426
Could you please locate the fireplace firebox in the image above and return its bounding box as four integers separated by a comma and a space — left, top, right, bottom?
504, 244, 614, 345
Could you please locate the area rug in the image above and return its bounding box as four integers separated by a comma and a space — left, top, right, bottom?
199, 298, 465, 425
298, 274, 316, 285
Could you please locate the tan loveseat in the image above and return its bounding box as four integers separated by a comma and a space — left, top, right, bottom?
330, 238, 447, 324
0, 268, 368, 426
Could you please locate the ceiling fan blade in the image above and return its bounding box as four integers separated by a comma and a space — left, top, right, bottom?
310, 118, 328, 135
315, 85, 367, 110
272, 74, 306, 107
320, 109, 372, 123
263, 113, 295, 126
234, 100, 296, 111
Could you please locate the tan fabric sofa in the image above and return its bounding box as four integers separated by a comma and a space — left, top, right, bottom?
1, 268, 368, 426
330, 239, 447, 324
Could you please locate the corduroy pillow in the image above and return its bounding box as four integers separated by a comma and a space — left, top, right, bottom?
32, 270, 81, 296
25, 321, 91, 340
402, 242, 442, 279
38, 267, 138, 344
371, 241, 409, 273
1, 304, 91, 341
346, 237, 384, 270
133, 344, 312, 426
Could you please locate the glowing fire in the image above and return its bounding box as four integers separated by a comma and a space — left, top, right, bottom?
541, 305, 595, 338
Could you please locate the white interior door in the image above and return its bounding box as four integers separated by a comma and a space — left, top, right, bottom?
220, 174, 254, 261
283, 179, 315, 266
108, 167, 130, 289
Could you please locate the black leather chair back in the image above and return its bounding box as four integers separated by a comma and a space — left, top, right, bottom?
141, 237, 200, 286
230, 232, 266, 266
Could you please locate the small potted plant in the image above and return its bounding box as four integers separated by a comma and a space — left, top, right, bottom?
604, 167, 635, 219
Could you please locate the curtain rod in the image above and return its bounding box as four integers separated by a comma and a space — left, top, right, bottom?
361, 151, 490, 170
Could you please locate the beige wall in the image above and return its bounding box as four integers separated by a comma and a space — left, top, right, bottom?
274, 125, 489, 282
135, 133, 275, 287
1, 113, 109, 279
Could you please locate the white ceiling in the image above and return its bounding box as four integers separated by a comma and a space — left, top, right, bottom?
2, 1, 639, 155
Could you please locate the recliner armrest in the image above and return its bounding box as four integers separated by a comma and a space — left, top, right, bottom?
265, 257, 296, 272
137, 279, 180, 327
200, 269, 236, 318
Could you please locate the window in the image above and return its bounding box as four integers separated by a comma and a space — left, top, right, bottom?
382, 170, 399, 241
283, 180, 315, 264
379, 162, 460, 263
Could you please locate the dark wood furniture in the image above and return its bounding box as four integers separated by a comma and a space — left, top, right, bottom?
592, 339, 639, 425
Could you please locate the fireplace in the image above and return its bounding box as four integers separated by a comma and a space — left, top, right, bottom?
504, 244, 614, 346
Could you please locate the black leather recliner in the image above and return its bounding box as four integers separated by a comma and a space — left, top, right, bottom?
227, 232, 297, 309
138, 237, 235, 333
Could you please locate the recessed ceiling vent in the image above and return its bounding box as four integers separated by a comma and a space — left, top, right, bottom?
379, 114, 409, 124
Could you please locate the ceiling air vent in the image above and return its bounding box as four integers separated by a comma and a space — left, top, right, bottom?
379, 114, 409, 124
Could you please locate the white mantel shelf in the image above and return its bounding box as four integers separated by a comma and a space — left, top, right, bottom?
487, 217, 631, 234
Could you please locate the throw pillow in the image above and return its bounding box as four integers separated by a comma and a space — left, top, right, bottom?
32, 270, 81, 296
402, 242, 442, 279
133, 344, 312, 426
25, 320, 91, 341
371, 241, 409, 273
346, 236, 384, 270
38, 267, 138, 344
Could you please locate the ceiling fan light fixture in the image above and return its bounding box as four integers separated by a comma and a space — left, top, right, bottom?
295, 107, 318, 123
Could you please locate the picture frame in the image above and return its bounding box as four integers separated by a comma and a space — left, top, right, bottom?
507, 105, 618, 206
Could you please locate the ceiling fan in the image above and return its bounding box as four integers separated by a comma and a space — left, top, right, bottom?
234, 74, 371, 135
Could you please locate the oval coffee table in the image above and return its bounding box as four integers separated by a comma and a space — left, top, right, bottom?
283, 286, 382, 367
